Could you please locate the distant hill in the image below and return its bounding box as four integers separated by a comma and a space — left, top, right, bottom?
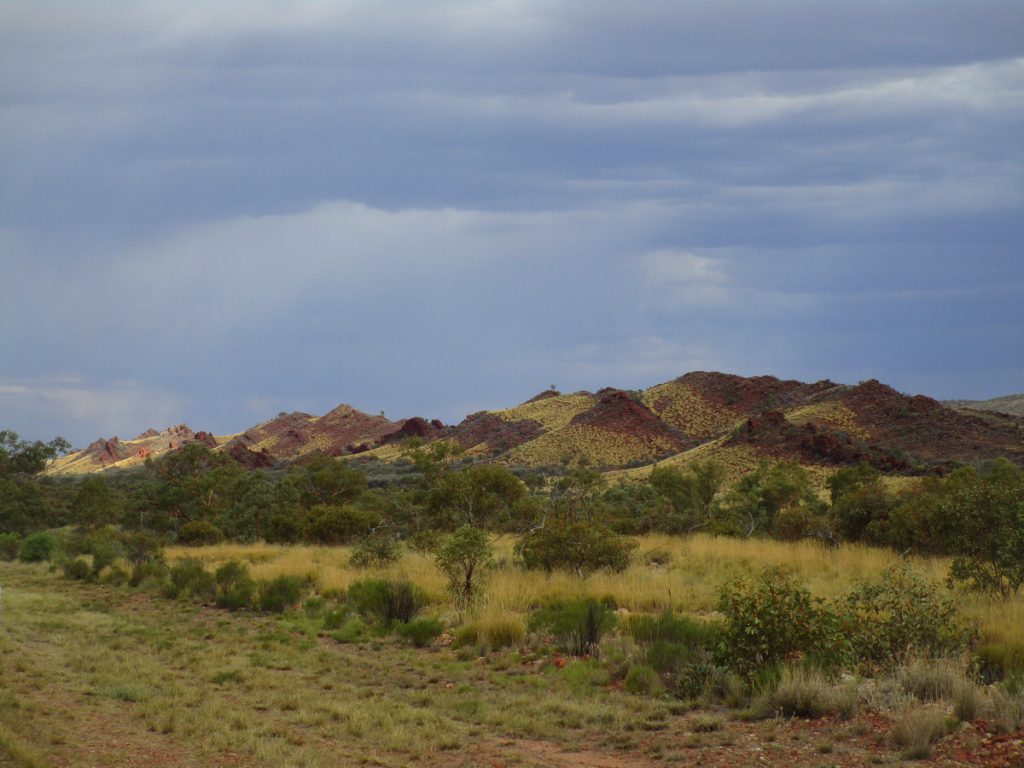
45, 372, 1024, 478
942, 394, 1024, 418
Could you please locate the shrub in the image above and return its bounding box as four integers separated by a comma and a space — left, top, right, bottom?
63, 557, 92, 581
17, 532, 59, 562
306, 505, 379, 545
331, 617, 370, 644
624, 664, 662, 695
0, 532, 21, 561
396, 618, 444, 648
529, 598, 616, 657
130, 559, 169, 589
214, 560, 256, 611
890, 705, 948, 760
87, 531, 126, 577
258, 575, 308, 613
841, 566, 972, 667
166, 558, 215, 601
322, 608, 349, 630
436, 525, 492, 609
349, 531, 401, 568
516, 519, 633, 575
717, 567, 844, 678
177, 520, 224, 545
347, 578, 425, 625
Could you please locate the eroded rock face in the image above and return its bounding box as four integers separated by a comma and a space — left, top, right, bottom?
379, 417, 443, 444
194, 431, 217, 447
227, 443, 274, 468
85, 437, 132, 465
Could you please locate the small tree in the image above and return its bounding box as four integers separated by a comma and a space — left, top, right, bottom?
435, 525, 492, 610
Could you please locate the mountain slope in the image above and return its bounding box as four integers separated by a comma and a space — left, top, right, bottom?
44, 373, 1024, 477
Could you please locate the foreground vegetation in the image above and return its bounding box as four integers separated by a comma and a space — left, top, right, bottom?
2, 429, 1023, 764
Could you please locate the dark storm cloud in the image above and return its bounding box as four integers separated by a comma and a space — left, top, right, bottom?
1, 1, 1022, 445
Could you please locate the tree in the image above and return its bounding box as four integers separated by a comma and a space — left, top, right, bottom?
721, 461, 823, 538
0, 430, 68, 534
426, 463, 527, 531
0, 430, 70, 478
289, 454, 367, 508
435, 525, 493, 610
71, 475, 120, 530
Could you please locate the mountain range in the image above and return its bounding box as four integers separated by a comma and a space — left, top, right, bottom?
45, 372, 1024, 479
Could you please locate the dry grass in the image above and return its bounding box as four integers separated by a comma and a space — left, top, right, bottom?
505, 424, 678, 468
495, 393, 597, 432
167, 534, 1023, 649
641, 381, 739, 438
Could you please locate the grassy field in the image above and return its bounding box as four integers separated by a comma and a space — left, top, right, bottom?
166, 534, 1023, 650
2, 536, 1021, 767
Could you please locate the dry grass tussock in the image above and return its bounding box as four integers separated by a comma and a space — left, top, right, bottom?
167, 534, 1021, 647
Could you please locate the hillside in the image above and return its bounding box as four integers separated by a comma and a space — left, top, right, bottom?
45, 372, 1024, 478
943, 394, 1024, 418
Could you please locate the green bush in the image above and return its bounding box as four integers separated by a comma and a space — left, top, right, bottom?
166, 558, 215, 600
840, 566, 972, 667
331, 617, 370, 644
130, 559, 169, 589
17, 531, 59, 562
322, 608, 349, 630
347, 578, 424, 625
396, 618, 444, 648
258, 575, 308, 613
0, 532, 21, 561
349, 532, 401, 568
214, 560, 257, 611
717, 567, 844, 678
177, 520, 224, 546
529, 598, 616, 656
63, 557, 92, 581
306, 505, 380, 545
627, 610, 722, 700
516, 519, 633, 575
624, 664, 662, 695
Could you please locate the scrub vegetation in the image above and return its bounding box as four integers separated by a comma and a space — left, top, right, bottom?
1, 426, 1023, 766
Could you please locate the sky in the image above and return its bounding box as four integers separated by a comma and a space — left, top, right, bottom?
2, 0, 1023, 447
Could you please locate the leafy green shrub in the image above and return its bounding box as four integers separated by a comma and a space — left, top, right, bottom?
166, 558, 215, 600
17, 531, 59, 562
87, 531, 126, 577
627, 610, 722, 700
516, 519, 633, 575
63, 557, 92, 581
0, 532, 21, 561
840, 566, 972, 667
717, 567, 844, 678
347, 578, 424, 625
624, 664, 662, 695
214, 560, 257, 611
349, 531, 401, 568
396, 618, 444, 648
177, 520, 224, 546
258, 575, 308, 613
529, 598, 616, 656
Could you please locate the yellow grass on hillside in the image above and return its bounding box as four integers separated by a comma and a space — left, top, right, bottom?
494, 393, 597, 432
505, 424, 677, 468
785, 401, 869, 439
641, 381, 740, 438
167, 534, 1023, 650
605, 439, 762, 485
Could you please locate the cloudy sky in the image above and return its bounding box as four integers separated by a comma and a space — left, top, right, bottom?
2, 1, 1022, 446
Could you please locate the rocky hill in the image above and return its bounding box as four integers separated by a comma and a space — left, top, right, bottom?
45, 373, 1024, 478
943, 394, 1024, 418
